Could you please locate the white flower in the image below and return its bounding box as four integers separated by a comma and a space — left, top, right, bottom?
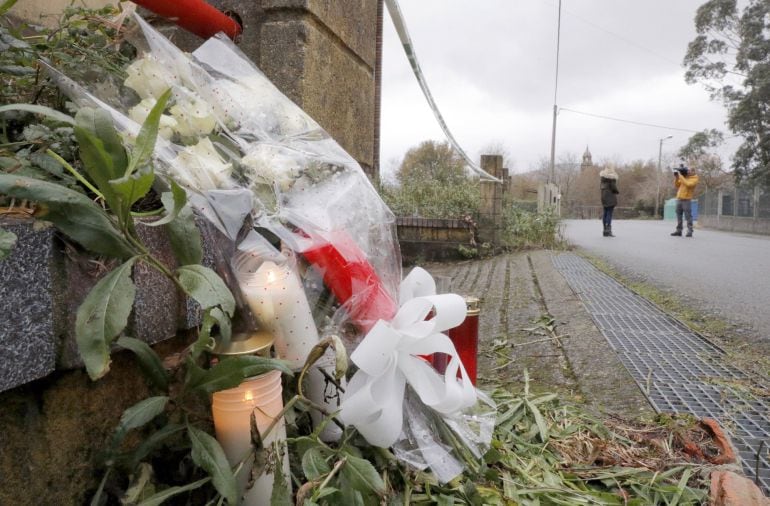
241, 144, 301, 192
170, 96, 217, 138
124, 55, 179, 100
172, 137, 233, 191
128, 98, 178, 140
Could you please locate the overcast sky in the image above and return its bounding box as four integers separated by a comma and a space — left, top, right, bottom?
379, 0, 740, 179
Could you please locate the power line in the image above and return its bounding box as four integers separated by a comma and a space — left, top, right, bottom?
538, 0, 682, 68
559, 107, 700, 133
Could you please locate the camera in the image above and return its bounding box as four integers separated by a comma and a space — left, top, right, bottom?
673, 166, 688, 176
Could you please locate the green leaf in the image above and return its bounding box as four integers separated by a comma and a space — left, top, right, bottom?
124, 423, 185, 470
524, 398, 549, 442
0, 228, 17, 261
340, 455, 385, 496
73, 125, 121, 213
117, 336, 168, 391
0, 0, 19, 16
187, 355, 292, 395
165, 204, 202, 266
109, 169, 155, 219
0, 175, 135, 258
126, 89, 170, 177
75, 108, 126, 179
146, 180, 187, 227
211, 307, 232, 343
176, 264, 235, 316
76, 258, 137, 380
136, 477, 210, 506
118, 396, 169, 433
188, 424, 237, 505
302, 447, 331, 480
270, 444, 292, 506
0, 103, 74, 125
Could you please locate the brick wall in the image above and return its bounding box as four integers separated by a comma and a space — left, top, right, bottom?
396, 217, 475, 262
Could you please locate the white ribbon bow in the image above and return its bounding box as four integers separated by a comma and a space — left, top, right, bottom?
339, 267, 477, 447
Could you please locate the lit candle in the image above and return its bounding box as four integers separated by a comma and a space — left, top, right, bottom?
212, 371, 290, 506
233, 254, 320, 369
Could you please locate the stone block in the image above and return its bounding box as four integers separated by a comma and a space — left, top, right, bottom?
56, 222, 185, 369
261, 0, 378, 66
258, 18, 375, 168
1, 217, 202, 378
0, 220, 57, 391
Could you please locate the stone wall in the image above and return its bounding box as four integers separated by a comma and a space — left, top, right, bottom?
397, 217, 475, 263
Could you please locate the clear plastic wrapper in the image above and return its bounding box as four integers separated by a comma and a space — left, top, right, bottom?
46, 13, 400, 348
46, 11, 493, 473
393, 387, 496, 483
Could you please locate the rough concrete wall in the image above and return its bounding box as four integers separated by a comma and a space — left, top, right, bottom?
700, 215, 770, 234
0, 337, 186, 505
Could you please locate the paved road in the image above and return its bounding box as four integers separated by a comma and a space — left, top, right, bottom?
563, 219, 770, 341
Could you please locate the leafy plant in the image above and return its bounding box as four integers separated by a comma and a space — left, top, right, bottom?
500, 207, 564, 250
1, 5, 132, 196
0, 95, 295, 503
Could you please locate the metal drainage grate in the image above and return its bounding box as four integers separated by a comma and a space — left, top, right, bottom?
552, 253, 770, 493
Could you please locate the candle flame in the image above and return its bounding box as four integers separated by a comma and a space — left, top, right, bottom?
245, 391, 254, 401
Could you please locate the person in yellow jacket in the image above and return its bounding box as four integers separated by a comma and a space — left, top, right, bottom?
670, 163, 699, 237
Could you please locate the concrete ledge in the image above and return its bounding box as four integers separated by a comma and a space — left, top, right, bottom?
699, 215, 770, 235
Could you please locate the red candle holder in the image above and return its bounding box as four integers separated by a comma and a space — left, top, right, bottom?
433, 297, 479, 385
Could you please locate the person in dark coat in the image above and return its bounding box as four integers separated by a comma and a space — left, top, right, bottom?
599, 167, 619, 237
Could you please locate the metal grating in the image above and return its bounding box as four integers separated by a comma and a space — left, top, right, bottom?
552, 253, 770, 493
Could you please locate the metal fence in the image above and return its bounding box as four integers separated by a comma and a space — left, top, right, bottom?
697, 186, 770, 234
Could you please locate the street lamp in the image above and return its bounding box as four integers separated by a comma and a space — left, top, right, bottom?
655, 135, 673, 218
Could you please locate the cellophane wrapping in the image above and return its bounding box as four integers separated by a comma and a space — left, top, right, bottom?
47, 11, 493, 481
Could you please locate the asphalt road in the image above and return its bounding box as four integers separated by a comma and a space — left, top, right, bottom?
563, 219, 770, 341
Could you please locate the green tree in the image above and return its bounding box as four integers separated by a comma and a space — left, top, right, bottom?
677, 129, 729, 189
683, 0, 770, 186
396, 140, 467, 186
383, 140, 480, 218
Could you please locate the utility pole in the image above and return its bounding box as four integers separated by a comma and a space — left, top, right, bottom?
656, 135, 672, 218
548, 0, 562, 184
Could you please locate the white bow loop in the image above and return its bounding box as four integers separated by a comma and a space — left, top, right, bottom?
340, 267, 477, 447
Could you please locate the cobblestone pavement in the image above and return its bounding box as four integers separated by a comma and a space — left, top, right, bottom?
422, 251, 651, 415
423, 250, 769, 493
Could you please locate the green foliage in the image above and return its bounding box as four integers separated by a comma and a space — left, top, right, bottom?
76, 257, 137, 380
382, 140, 481, 219
684, 0, 770, 187
188, 425, 237, 504
291, 384, 711, 505
0, 174, 136, 258
1, 70, 275, 502
500, 207, 564, 250
0, 6, 132, 195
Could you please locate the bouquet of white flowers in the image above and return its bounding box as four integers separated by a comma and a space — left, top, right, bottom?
46, 11, 494, 484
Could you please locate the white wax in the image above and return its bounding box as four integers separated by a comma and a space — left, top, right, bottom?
239, 260, 320, 369
212, 377, 290, 506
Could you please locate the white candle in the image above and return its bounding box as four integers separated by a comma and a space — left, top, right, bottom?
212, 373, 290, 506
234, 255, 320, 369
305, 348, 346, 442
